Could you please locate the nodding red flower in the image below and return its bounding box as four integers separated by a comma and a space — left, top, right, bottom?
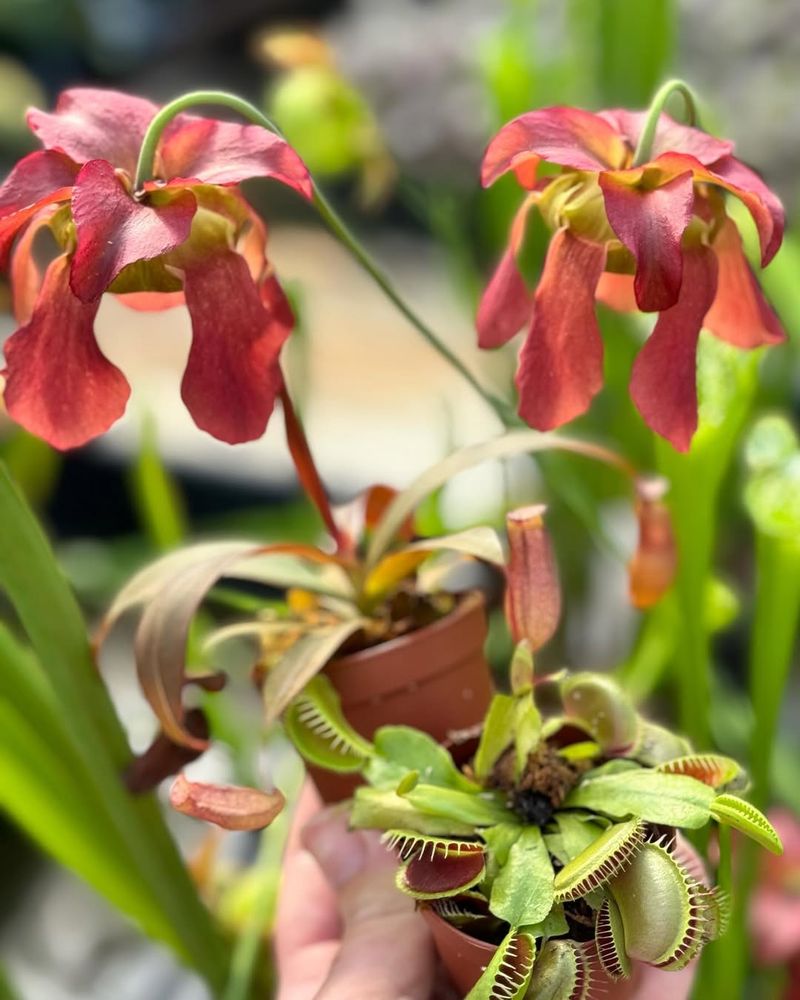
0, 88, 312, 449
478, 106, 786, 451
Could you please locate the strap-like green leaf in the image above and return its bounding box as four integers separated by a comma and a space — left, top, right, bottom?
474, 694, 516, 782
401, 783, 517, 828
263, 617, 367, 724
0, 467, 226, 987
351, 787, 475, 837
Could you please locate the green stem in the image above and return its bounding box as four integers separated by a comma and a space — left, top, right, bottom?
712, 534, 800, 999
633, 78, 700, 166
134, 90, 513, 425
749, 532, 800, 808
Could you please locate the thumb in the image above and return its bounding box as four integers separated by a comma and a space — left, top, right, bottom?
302, 808, 436, 1000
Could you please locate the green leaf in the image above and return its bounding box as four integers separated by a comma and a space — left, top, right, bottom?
401, 784, 517, 828
351, 787, 476, 838
553, 812, 606, 861
231, 552, 356, 600
0, 466, 226, 986
489, 826, 555, 926
263, 617, 367, 724
365, 726, 478, 792
482, 823, 524, 870
710, 794, 783, 855
565, 769, 715, 828
284, 675, 373, 773
474, 694, 515, 782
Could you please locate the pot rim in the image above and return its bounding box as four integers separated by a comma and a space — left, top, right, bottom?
420, 905, 497, 955
329, 589, 485, 670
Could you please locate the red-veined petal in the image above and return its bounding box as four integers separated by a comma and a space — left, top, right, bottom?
476, 197, 535, 347
600, 168, 694, 311
704, 217, 785, 348
706, 155, 784, 266
516, 229, 606, 429
599, 110, 734, 164
630, 245, 718, 451
157, 117, 312, 198
179, 251, 291, 443
653, 151, 784, 266
0, 150, 76, 265
3, 255, 130, 449
70, 159, 196, 302
0, 149, 77, 218
27, 88, 158, 176
482, 106, 628, 187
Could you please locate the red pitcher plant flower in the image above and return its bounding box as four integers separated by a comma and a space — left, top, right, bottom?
478, 89, 786, 450
0, 87, 312, 448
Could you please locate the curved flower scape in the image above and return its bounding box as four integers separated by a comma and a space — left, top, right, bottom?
0, 88, 312, 448
477, 106, 787, 450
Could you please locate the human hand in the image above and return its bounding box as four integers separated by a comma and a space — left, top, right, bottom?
274, 783, 443, 1000
275, 784, 698, 1000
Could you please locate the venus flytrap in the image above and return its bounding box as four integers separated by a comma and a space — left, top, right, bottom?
287, 665, 777, 998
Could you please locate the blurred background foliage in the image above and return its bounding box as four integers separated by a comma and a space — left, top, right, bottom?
0, 0, 798, 998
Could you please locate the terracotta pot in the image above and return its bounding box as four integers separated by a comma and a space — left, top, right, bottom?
309, 591, 492, 802
421, 908, 495, 996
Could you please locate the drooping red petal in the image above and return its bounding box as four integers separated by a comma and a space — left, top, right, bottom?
629, 245, 719, 451
706, 155, 785, 266
600, 168, 694, 311
704, 217, 786, 348
0, 150, 76, 265
653, 151, 784, 267
157, 118, 312, 198
0, 149, 77, 218
3, 255, 131, 449
516, 229, 606, 429
27, 88, 158, 176
70, 159, 196, 302
10, 205, 59, 323
179, 251, 291, 443
598, 110, 734, 165
596, 272, 638, 313
477, 198, 535, 347
482, 106, 628, 187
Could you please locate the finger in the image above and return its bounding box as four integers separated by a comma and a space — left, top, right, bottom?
274, 847, 340, 965
274, 791, 343, 970
304, 810, 436, 1000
